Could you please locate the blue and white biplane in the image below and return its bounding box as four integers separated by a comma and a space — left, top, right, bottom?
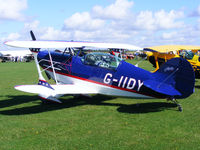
5, 31, 195, 111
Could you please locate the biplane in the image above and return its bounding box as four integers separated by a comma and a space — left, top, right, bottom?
144, 45, 200, 77
4, 32, 196, 111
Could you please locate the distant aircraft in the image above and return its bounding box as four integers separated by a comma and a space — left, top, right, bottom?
4, 31, 196, 111
0, 50, 31, 57
0, 50, 32, 62
144, 45, 200, 77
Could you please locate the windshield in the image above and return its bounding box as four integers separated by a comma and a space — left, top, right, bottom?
179, 50, 194, 60
83, 52, 122, 70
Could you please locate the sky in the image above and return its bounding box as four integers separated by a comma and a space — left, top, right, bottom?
1, 0, 200, 50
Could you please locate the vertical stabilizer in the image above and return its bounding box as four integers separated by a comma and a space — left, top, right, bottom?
153, 58, 195, 98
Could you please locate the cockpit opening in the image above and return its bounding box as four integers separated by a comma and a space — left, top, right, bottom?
82, 52, 122, 70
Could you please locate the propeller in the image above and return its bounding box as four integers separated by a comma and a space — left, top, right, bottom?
29, 30, 40, 52
30, 30, 36, 41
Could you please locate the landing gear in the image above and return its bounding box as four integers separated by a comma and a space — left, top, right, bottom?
167, 98, 183, 112
39, 95, 62, 104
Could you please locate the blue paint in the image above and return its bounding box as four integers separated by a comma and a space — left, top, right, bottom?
37, 51, 195, 99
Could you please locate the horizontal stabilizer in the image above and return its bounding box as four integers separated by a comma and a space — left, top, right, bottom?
143, 80, 181, 96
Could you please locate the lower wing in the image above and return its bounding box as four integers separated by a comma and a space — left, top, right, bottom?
15, 84, 98, 96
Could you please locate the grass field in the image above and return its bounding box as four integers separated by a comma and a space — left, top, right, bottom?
0, 60, 200, 150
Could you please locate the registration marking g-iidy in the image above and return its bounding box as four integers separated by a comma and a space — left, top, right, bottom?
103, 73, 144, 91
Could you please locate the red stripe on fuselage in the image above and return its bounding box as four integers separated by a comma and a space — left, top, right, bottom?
44, 67, 164, 99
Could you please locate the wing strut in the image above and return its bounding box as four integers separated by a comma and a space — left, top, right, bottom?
48, 50, 58, 84
33, 52, 46, 81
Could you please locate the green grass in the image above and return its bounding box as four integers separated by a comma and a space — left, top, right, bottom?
0, 60, 200, 150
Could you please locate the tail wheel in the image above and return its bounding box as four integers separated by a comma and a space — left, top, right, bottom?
167, 98, 183, 112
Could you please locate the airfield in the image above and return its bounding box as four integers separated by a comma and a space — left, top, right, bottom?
0, 59, 200, 150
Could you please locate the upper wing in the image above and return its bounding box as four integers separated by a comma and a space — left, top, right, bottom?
5, 40, 142, 51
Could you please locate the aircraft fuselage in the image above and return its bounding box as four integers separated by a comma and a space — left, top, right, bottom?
37, 51, 166, 99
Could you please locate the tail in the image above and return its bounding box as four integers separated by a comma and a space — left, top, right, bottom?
144, 58, 195, 99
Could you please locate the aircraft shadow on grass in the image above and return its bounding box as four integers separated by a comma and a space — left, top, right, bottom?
0, 95, 177, 115
195, 85, 200, 89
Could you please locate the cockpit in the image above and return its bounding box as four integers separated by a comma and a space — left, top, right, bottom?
82, 52, 122, 70
179, 50, 194, 60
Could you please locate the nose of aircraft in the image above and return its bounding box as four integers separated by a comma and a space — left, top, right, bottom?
37, 50, 49, 60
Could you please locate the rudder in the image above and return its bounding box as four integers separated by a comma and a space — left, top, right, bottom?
153, 57, 195, 99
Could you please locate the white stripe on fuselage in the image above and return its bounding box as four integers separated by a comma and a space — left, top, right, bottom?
46, 71, 152, 99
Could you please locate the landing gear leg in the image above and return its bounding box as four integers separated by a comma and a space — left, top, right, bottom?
167, 98, 183, 112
